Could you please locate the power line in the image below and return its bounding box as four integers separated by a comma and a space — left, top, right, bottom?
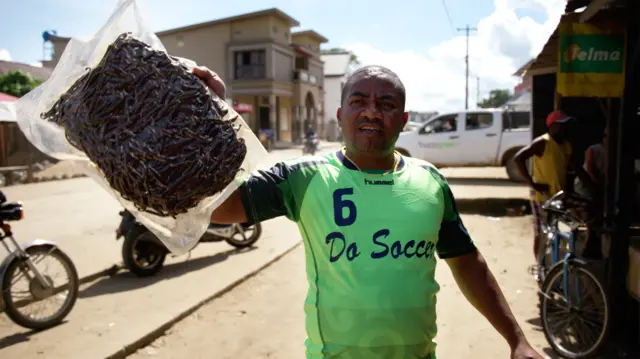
440, 0, 456, 34
457, 25, 477, 110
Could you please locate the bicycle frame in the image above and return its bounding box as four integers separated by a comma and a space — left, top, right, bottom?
545, 223, 587, 309
551, 230, 576, 264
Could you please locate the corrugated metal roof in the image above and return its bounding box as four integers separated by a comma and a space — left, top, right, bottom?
513, 59, 534, 77
0, 61, 53, 81
321, 53, 351, 77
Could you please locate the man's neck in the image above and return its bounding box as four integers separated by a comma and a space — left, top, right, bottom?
344, 149, 396, 171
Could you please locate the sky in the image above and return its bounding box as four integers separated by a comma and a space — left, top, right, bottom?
0, 0, 566, 112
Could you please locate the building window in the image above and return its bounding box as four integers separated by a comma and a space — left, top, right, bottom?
295, 56, 309, 70
234, 50, 266, 80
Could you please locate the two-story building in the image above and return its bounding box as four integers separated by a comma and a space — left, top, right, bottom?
42, 8, 328, 144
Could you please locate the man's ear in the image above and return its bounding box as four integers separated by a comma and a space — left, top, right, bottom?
337, 108, 342, 121
402, 112, 408, 127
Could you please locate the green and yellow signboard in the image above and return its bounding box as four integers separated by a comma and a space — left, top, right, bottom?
557, 20, 626, 98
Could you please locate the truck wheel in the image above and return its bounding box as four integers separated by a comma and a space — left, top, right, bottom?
505, 155, 526, 182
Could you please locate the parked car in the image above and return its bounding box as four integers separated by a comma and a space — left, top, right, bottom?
394, 108, 531, 182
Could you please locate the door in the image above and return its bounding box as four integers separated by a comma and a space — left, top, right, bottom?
259, 107, 270, 129
458, 112, 501, 165
415, 113, 464, 166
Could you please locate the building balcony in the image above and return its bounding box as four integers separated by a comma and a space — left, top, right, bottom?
234, 65, 267, 81
293, 69, 319, 86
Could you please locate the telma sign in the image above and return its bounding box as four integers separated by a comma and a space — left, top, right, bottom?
560, 34, 624, 74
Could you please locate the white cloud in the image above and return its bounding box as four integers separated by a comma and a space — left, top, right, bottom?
0, 49, 11, 61
342, 0, 565, 112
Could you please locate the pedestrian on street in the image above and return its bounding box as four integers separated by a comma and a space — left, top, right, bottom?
194, 65, 543, 359
514, 110, 579, 263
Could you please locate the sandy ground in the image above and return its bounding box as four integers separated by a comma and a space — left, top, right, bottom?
128, 215, 558, 359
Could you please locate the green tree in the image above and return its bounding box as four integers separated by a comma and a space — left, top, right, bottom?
321, 48, 360, 66
477, 89, 512, 108
0, 71, 43, 97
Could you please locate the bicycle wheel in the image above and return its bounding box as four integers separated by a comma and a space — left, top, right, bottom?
540, 260, 609, 359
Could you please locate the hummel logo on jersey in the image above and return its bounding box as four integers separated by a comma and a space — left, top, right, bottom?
364, 179, 394, 186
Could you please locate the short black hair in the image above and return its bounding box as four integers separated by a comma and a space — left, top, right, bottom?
340, 65, 406, 107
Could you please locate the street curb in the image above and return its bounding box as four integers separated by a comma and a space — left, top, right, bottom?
104, 240, 304, 359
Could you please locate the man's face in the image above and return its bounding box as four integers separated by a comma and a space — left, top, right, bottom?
549, 122, 568, 142
337, 72, 408, 155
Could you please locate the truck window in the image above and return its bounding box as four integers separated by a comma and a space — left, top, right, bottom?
422, 114, 457, 134
502, 111, 531, 130
465, 113, 493, 131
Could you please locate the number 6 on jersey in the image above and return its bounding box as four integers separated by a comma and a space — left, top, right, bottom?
333, 188, 357, 227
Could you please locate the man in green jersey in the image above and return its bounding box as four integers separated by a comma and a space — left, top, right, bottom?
193, 65, 542, 359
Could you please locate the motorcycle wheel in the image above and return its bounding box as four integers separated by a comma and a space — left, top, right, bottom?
225, 223, 262, 248
122, 229, 167, 277
1, 245, 79, 330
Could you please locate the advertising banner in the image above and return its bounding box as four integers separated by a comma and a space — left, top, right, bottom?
557, 20, 625, 97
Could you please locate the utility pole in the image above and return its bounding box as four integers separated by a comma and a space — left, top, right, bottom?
476, 76, 480, 108
457, 25, 477, 109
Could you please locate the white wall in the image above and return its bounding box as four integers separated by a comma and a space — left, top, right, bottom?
323, 76, 346, 141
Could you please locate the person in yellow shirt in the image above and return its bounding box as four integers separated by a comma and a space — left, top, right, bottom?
514, 110, 576, 263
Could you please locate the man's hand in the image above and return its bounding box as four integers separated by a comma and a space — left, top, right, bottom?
193, 66, 226, 99
511, 340, 544, 359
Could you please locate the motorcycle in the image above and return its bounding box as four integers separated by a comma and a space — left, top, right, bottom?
0, 191, 79, 330
302, 135, 320, 155
115, 209, 262, 277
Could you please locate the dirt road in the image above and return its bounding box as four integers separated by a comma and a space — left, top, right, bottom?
129, 215, 556, 359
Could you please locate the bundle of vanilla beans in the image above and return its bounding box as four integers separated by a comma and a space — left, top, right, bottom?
41, 33, 247, 217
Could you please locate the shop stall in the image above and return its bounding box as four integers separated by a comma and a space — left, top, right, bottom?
526, 0, 639, 355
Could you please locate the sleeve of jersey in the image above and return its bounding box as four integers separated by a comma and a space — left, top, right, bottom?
435, 177, 478, 259
238, 162, 293, 225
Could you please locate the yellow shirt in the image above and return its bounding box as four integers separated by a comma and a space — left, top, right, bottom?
531, 133, 572, 203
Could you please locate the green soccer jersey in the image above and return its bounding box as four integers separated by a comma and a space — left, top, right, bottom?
239, 151, 476, 359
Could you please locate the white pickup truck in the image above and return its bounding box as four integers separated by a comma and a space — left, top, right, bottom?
395, 108, 532, 181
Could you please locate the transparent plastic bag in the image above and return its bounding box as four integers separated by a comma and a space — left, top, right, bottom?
1, 0, 267, 254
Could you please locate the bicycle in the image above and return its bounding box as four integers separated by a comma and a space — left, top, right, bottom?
530, 191, 583, 284
535, 191, 609, 358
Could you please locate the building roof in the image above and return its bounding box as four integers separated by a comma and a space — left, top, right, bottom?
0, 60, 53, 81
157, 8, 300, 36
321, 52, 352, 77
512, 59, 534, 77
0, 92, 18, 102
528, 6, 626, 74
292, 30, 328, 43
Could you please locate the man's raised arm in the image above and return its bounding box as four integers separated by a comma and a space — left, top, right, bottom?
211, 191, 248, 224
